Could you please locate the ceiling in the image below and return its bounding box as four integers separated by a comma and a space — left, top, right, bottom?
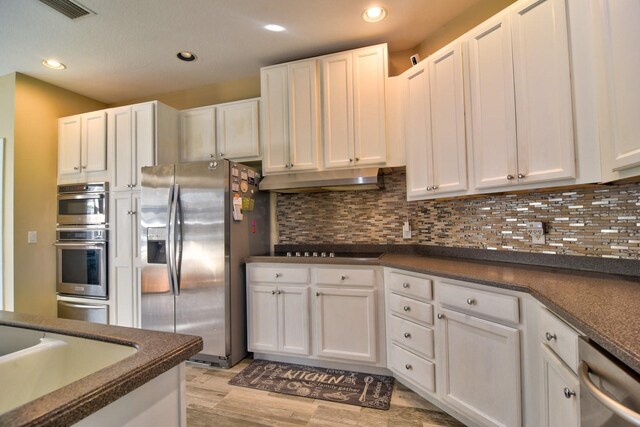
0, 0, 483, 104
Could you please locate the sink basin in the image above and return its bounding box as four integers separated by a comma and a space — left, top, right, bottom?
0, 324, 137, 415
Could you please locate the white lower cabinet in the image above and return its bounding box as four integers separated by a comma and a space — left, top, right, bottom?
540, 344, 579, 427
315, 287, 376, 363
246, 264, 383, 367
247, 283, 310, 355
437, 307, 521, 427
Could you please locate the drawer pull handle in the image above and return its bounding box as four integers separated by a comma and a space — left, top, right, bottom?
402, 282, 410, 289
405, 364, 412, 370
545, 332, 557, 342
466, 298, 476, 305
403, 332, 411, 339
340, 275, 347, 280
437, 313, 444, 320
275, 273, 281, 279
563, 388, 576, 399
403, 306, 411, 312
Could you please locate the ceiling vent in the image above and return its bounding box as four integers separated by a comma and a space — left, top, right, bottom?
39, 0, 94, 20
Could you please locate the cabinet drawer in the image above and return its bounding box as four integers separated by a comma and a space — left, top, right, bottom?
315, 268, 375, 286
388, 271, 433, 301
388, 315, 434, 359
539, 308, 579, 373
389, 293, 433, 326
390, 344, 435, 393
248, 266, 309, 284
438, 281, 519, 324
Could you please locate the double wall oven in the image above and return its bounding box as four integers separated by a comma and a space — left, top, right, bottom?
55, 182, 110, 324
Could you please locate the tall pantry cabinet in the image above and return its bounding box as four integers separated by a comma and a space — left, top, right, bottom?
107, 101, 179, 327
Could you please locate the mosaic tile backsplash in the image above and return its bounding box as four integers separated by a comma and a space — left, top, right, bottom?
276, 170, 640, 259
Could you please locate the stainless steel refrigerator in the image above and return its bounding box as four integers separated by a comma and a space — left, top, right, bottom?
140, 160, 269, 367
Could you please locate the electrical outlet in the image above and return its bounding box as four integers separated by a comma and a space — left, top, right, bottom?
526, 222, 545, 245
402, 221, 412, 239
27, 231, 37, 244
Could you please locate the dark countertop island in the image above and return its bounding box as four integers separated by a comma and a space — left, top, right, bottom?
0, 311, 202, 427
247, 251, 640, 375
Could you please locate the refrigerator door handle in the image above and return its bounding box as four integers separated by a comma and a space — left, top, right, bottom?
175, 185, 183, 295
169, 184, 180, 296
166, 183, 176, 296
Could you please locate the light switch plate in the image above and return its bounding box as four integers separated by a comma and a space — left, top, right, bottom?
27, 231, 37, 244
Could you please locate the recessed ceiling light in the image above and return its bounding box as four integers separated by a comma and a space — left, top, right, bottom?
177, 51, 197, 62
362, 6, 387, 23
264, 24, 286, 32
42, 59, 66, 70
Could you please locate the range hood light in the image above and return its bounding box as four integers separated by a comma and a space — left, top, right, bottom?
259, 168, 384, 193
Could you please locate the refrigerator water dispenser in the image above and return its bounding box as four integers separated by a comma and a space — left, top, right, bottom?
147, 227, 167, 264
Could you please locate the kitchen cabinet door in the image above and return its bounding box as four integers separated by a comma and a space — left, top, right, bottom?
216, 98, 260, 161
110, 103, 155, 192
466, 11, 518, 190
247, 285, 279, 352
540, 344, 579, 427
428, 42, 467, 195
110, 192, 137, 328
81, 110, 107, 173
403, 60, 433, 201
277, 285, 310, 355
180, 106, 216, 162
261, 64, 291, 174
352, 45, 387, 166
288, 59, 320, 172
437, 307, 521, 427
596, 0, 640, 176
511, 0, 575, 184
322, 51, 354, 169
315, 287, 377, 363
58, 115, 82, 177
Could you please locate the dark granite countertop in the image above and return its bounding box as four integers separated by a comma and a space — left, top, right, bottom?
0, 311, 203, 427
246, 252, 640, 375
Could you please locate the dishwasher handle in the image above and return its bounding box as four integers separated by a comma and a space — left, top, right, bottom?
579, 361, 640, 426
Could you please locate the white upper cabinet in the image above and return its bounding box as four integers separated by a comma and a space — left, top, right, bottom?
180, 106, 216, 162
58, 110, 107, 183
261, 59, 320, 174
594, 0, 640, 180
403, 41, 466, 200
428, 42, 467, 195
322, 44, 387, 169
216, 98, 260, 161
466, 0, 575, 190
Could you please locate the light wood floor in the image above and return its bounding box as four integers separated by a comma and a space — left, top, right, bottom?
186, 358, 464, 426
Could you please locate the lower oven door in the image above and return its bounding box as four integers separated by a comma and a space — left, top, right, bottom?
58, 300, 109, 324
55, 242, 108, 299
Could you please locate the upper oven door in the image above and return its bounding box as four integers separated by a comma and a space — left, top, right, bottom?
57, 192, 107, 226
54, 241, 108, 299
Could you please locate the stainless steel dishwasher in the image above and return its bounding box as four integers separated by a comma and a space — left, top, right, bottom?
579, 336, 640, 426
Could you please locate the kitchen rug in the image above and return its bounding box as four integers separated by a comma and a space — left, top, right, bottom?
228, 359, 394, 410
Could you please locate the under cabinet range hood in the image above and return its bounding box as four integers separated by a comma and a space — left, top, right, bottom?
258, 168, 384, 193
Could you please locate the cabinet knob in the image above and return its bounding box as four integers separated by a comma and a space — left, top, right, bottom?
545, 332, 557, 342
507, 174, 514, 180
271, 290, 276, 295
289, 163, 294, 168
316, 291, 320, 297
563, 388, 576, 399
276, 289, 282, 295
210, 154, 215, 159
402, 282, 410, 289
340, 275, 347, 280
285, 164, 290, 169
131, 211, 137, 215
466, 298, 476, 305
355, 157, 359, 162
432, 185, 438, 190
437, 313, 444, 320
74, 167, 79, 171
403, 306, 411, 312
518, 173, 526, 179
426, 186, 432, 191
405, 364, 412, 370
349, 158, 353, 162
403, 332, 411, 339
275, 273, 281, 279
219, 153, 224, 158
81, 165, 87, 169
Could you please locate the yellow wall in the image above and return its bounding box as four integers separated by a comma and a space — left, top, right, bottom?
11, 73, 105, 316
388, 0, 517, 76
110, 75, 260, 110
